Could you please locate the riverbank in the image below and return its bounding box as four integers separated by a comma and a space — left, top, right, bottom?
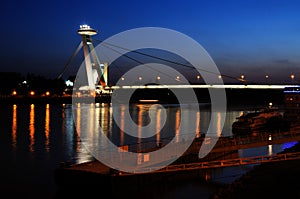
0, 95, 111, 104
210, 141, 300, 199
0, 87, 285, 107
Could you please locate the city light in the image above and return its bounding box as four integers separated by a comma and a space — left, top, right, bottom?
291, 74, 295, 82
65, 80, 73, 87
80, 24, 91, 30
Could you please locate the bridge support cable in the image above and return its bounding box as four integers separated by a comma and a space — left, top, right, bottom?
99, 42, 185, 83
57, 42, 83, 79
94, 39, 244, 83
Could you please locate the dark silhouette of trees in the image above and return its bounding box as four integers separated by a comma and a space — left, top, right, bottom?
0, 72, 67, 96
0, 72, 24, 95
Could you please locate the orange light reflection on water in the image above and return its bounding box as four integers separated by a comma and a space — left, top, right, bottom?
217, 112, 222, 137
156, 108, 161, 147
12, 104, 17, 150
45, 104, 50, 152
120, 105, 125, 146
29, 104, 35, 152
175, 109, 180, 143
76, 103, 81, 136
138, 106, 143, 149
195, 111, 200, 138
89, 103, 95, 149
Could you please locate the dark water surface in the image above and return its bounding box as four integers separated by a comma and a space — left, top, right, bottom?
0, 103, 292, 199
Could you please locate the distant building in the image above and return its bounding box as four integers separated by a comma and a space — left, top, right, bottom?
283, 86, 300, 126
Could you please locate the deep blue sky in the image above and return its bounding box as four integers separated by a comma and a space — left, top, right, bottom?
1, 0, 300, 84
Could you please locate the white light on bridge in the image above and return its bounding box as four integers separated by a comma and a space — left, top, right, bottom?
65, 80, 74, 87
109, 84, 293, 90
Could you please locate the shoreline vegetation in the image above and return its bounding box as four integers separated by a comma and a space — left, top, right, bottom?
209, 141, 300, 199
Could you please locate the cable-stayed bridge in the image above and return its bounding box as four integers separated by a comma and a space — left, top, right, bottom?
57, 24, 298, 94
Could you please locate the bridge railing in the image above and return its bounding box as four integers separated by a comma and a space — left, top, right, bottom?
125, 151, 300, 174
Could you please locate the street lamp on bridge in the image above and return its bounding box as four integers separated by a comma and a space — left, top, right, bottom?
291, 74, 295, 84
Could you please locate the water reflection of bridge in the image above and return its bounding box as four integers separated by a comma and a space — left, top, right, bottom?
121, 126, 300, 154
60, 126, 300, 176
108, 126, 298, 173
124, 126, 300, 174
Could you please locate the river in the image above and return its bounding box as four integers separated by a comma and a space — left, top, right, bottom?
0, 102, 295, 199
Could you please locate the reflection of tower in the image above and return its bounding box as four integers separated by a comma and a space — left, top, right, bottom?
77, 24, 108, 91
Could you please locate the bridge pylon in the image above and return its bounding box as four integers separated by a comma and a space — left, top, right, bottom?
77, 24, 108, 95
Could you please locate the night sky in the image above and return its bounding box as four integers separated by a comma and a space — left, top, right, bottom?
1, 0, 300, 84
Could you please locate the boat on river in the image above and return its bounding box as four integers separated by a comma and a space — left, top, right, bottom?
232, 107, 289, 136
